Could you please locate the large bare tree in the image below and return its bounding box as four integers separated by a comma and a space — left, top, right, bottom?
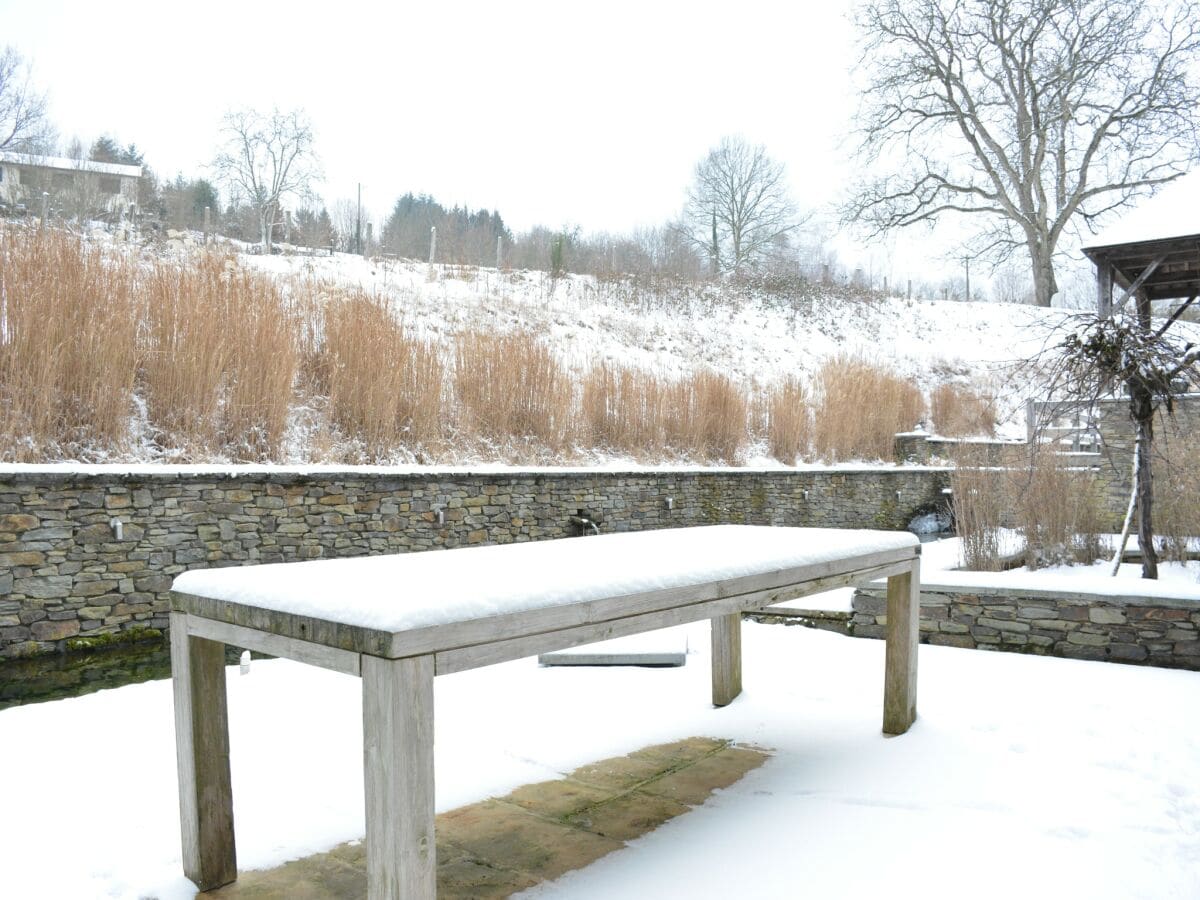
682, 136, 800, 276
846, 0, 1200, 306
213, 108, 319, 251
0, 46, 52, 152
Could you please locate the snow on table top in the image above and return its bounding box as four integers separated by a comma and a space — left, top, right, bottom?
172, 525, 918, 633
1085, 169, 1200, 248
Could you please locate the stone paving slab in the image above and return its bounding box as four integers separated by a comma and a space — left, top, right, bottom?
207, 736, 770, 899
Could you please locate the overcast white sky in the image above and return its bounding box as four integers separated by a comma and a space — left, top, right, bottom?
3, 0, 967, 282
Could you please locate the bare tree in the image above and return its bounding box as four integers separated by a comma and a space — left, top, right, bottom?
212, 108, 319, 252
846, 0, 1200, 306
0, 46, 51, 152
681, 136, 800, 276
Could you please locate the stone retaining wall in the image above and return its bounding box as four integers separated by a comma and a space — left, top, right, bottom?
851, 582, 1200, 670
0, 466, 949, 658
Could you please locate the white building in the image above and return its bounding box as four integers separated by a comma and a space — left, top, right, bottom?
0, 150, 142, 216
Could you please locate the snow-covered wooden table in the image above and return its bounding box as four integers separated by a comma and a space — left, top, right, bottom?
169, 524, 921, 898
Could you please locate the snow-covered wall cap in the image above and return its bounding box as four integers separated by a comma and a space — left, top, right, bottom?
0, 150, 142, 179
1084, 170, 1200, 249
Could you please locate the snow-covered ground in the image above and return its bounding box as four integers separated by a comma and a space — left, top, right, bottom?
2, 620, 1197, 899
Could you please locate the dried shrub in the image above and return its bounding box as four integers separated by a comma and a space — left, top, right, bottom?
1155, 436, 1200, 562
0, 228, 141, 458
931, 381, 997, 437
1013, 450, 1108, 568
950, 463, 1007, 571
323, 291, 444, 457
455, 330, 573, 448
812, 355, 924, 461
765, 376, 811, 463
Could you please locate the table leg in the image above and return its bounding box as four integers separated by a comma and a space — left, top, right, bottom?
711, 613, 743, 707
362, 654, 436, 900
170, 610, 237, 890
883, 561, 920, 735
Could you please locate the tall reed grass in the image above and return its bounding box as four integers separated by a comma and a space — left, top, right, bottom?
0, 228, 140, 458
931, 382, 997, 437
581, 363, 666, 454
662, 369, 747, 462
764, 376, 811, 463
323, 291, 444, 457
143, 254, 296, 459
455, 331, 573, 448
812, 355, 924, 461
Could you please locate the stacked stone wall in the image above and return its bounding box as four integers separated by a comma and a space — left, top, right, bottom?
850, 583, 1200, 670
0, 466, 949, 658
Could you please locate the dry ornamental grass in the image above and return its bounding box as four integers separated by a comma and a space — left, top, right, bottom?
812, 354, 924, 462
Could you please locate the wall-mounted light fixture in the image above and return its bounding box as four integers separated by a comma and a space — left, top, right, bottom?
665, 497, 674, 511
434, 508, 445, 526
109, 518, 123, 540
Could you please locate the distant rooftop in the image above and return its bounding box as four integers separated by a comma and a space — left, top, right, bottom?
0, 150, 142, 179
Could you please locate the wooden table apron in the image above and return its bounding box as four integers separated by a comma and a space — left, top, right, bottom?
168, 531, 921, 899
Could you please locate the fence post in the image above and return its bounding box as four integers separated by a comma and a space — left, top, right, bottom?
429, 226, 437, 265
907, 279, 912, 300
203, 206, 211, 246
40, 191, 49, 229
496, 234, 502, 270
363, 223, 373, 260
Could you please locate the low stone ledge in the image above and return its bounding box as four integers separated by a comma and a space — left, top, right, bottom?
852, 581, 1200, 670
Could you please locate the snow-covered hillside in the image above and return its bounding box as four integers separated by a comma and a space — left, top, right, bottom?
246, 249, 1073, 436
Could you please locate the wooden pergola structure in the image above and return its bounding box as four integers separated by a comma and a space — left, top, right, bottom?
1083, 171, 1200, 320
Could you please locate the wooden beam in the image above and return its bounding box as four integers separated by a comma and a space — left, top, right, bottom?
185, 614, 361, 676
433, 559, 915, 676
171, 611, 238, 891
883, 562, 920, 735
362, 654, 436, 900
1112, 255, 1166, 313
711, 613, 743, 707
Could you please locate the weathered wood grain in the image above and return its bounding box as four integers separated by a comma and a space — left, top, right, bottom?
711, 613, 743, 707
883, 561, 920, 735
170, 610, 237, 890
362, 653, 436, 900
185, 614, 361, 676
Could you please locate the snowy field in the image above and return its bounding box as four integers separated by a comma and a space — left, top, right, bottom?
2, 621, 1198, 899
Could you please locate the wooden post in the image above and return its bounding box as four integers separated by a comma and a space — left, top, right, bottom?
362, 654, 436, 900
883, 276, 888, 296
429, 226, 437, 265
170, 611, 237, 890
1097, 261, 1113, 317
284, 209, 292, 245
40, 191, 49, 228
364, 222, 373, 260
907, 279, 912, 300
496, 234, 503, 270
203, 206, 211, 246
882, 562, 920, 735
710, 613, 742, 707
